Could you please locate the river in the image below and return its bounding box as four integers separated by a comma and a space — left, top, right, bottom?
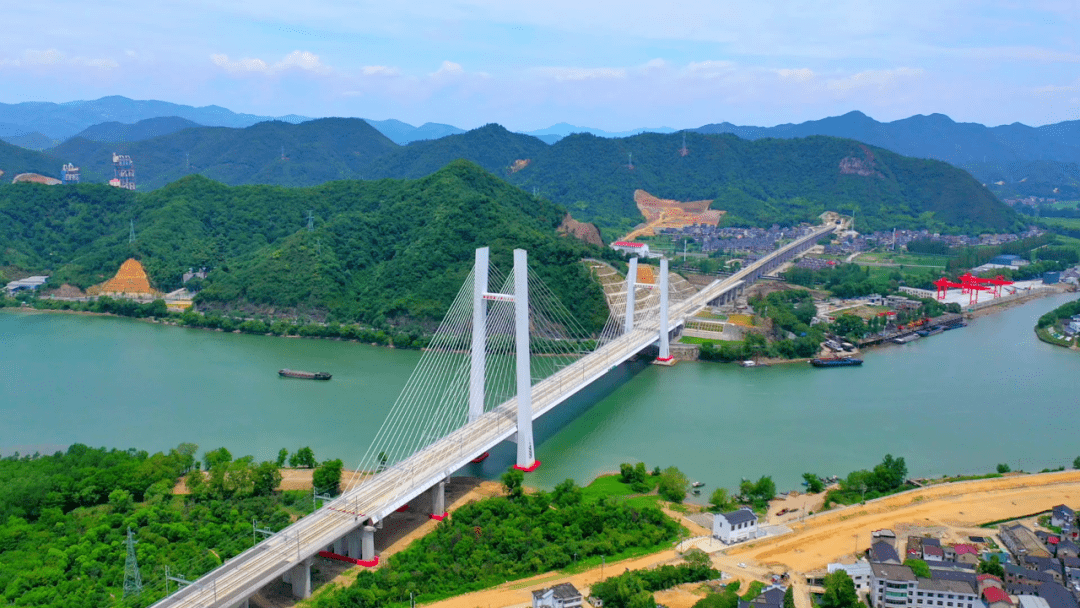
1, 292, 1077, 496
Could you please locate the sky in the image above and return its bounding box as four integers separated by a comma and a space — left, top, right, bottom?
2, 0, 1078, 131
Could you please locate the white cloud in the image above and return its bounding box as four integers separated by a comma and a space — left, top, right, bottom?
684, 60, 736, 78
826, 67, 924, 92
210, 50, 330, 75
361, 65, 400, 77
430, 60, 465, 78
967, 46, 1080, 63
534, 66, 627, 81
0, 48, 118, 70
776, 68, 815, 82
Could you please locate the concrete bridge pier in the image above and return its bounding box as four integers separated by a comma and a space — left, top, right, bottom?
362, 525, 376, 562
332, 536, 345, 555
229, 599, 249, 608
290, 557, 313, 598
430, 480, 447, 518
347, 528, 362, 559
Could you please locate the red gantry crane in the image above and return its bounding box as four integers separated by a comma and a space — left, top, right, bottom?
933, 277, 964, 301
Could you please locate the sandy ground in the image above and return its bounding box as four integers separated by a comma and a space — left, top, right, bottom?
171, 468, 371, 495
726, 469, 1080, 573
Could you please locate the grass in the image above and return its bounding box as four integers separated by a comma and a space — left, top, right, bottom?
857, 252, 951, 267
1043, 217, 1080, 230
581, 475, 638, 501
679, 336, 724, 345
694, 311, 729, 321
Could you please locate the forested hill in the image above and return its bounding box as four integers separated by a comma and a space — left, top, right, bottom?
46, 117, 399, 190
30, 119, 1018, 234
0, 139, 74, 180
504, 132, 1021, 236
0, 161, 614, 331
363, 123, 550, 179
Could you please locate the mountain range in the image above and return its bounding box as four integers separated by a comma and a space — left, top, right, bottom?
3, 96, 1074, 201
0, 118, 1020, 236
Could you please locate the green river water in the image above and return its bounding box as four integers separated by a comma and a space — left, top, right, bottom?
1, 292, 1078, 496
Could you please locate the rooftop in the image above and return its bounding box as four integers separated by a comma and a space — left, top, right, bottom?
872, 563, 915, 582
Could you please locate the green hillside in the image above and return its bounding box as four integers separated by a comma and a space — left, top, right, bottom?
45, 118, 398, 190
364, 123, 550, 179
0, 161, 613, 331
34, 120, 1019, 234
0, 139, 71, 181
504, 132, 1021, 236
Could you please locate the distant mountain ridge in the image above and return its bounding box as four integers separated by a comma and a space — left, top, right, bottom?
0, 96, 311, 140
693, 111, 1080, 199
73, 116, 203, 143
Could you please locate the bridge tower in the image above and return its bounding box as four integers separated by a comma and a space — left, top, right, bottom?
511, 249, 537, 471
471, 247, 538, 471
656, 257, 673, 364
624, 256, 638, 333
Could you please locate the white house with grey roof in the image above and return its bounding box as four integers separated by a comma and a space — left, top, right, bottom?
532, 583, 583, 608
713, 507, 759, 544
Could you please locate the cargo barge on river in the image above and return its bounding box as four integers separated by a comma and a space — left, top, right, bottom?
278, 369, 332, 380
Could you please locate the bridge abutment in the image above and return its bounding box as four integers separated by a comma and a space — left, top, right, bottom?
229, 598, 250, 608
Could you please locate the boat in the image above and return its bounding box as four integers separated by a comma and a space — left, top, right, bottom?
942, 322, 967, 331
471, 452, 490, 464
692, 489, 701, 496
809, 356, 863, 368
278, 369, 332, 380
692, 481, 706, 488
740, 360, 757, 367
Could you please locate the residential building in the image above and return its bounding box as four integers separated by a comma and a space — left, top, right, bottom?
829, 560, 874, 591
739, 585, 787, 608
713, 507, 759, 544
1052, 506, 1075, 531
532, 583, 583, 608
872, 541, 902, 565
1002, 524, 1053, 559
871, 563, 916, 608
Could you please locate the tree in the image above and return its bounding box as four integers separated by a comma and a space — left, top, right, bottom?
203, 447, 232, 470
783, 586, 795, 608
1073, 456, 1080, 470
501, 468, 525, 500
996, 463, 1011, 474
253, 461, 282, 496
752, 476, 777, 502
842, 470, 872, 501
904, 559, 931, 578
552, 479, 583, 507
276, 448, 289, 467
109, 488, 134, 513
820, 571, 861, 608
619, 463, 636, 484
803, 473, 825, 494
290, 447, 316, 468
869, 454, 907, 493
658, 467, 689, 503
978, 556, 1005, 578
313, 459, 344, 495
709, 488, 735, 512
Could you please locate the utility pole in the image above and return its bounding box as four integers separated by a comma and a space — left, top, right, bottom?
123, 527, 143, 598
307, 210, 314, 232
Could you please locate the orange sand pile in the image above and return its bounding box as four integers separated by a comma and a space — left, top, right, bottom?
623, 190, 723, 241
636, 264, 656, 285
88, 258, 161, 297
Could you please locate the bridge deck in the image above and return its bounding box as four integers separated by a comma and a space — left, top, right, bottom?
152, 224, 834, 608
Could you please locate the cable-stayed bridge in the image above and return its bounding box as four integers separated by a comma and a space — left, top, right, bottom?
150, 223, 835, 608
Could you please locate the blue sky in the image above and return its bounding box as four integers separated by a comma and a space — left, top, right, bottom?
2, 0, 1078, 130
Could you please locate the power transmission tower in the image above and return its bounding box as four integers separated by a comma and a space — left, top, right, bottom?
627, 152, 634, 170
129, 219, 136, 244
306, 210, 314, 232
679, 132, 688, 157
123, 527, 143, 598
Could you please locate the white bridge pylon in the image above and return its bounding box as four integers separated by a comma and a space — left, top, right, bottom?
351, 247, 680, 480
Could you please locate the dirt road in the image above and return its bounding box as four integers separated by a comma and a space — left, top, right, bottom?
728, 470, 1080, 572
